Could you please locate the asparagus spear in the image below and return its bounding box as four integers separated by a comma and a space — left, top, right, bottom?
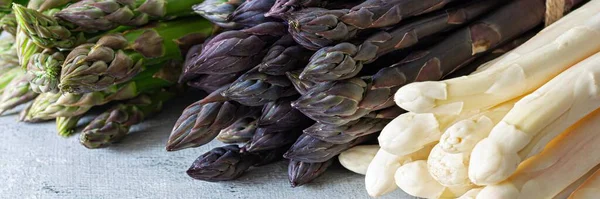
286, 70, 317, 95
286, 0, 456, 50
228, 0, 277, 29
0, 67, 21, 94
56, 115, 81, 137
188, 144, 289, 182
288, 159, 333, 187
192, 0, 246, 29
221, 67, 297, 106
570, 169, 600, 199
216, 111, 260, 144
187, 145, 259, 182
300, 0, 502, 82
476, 109, 600, 199
284, 133, 372, 163
0, 70, 37, 114
80, 90, 174, 149
13, 4, 86, 49
180, 22, 287, 82
0, 13, 16, 36
257, 35, 312, 76
187, 73, 242, 93
365, 143, 434, 197
15, 26, 42, 69
469, 51, 600, 185
25, 49, 64, 93
293, 0, 544, 125
167, 100, 260, 151
55, 0, 203, 32
395, 0, 595, 115
303, 117, 389, 144
338, 145, 379, 175
243, 97, 312, 152
59, 18, 213, 94
23, 62, 176, 121
266, 0, 329, 18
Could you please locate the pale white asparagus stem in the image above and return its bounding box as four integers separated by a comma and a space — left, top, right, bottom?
569, 167, 600, 199
338, 145, 379, 175
475, 109, 600, 199
469, 51, 600, 185
365, 143, 434, 197
378, 110, 481, 156
554, 165, 600, 199
458, 188, 483, 199
394, 160, 447, 198
427, 99, 518, 191
440, 98, 519, 154
394, 1, 600, 115
395, 160, 472, 199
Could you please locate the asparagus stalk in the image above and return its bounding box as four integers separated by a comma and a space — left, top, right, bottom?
570, 169, 600, 199
80, 90, 174, 149
243, 97, 312, 152
365, 143, 434, 197
59, 18, 213, 94
55, 0, 203, 32
180, 22, 287, 82
283, 133, 372, 163
228, 0, 277, 29
188, 144, 290, 182
395, 0, 599, 115
0, 69, 37, 114
286, 70, 317, 95
338, 145, 378, 175
476, 109, 600, 199
15, 26, 42, 69
192, 0, 246, 29
23, 62, 176, 121
288, 159, 333, 187
377, 112, 458, 156
13, 4, 86, 49
56, 115, 80, 137
266, 0, 329, 18
25, 49, 64, 93
469, 50, 600, 185
300, 0, 503, 82
187, 145, 259, 182
187, 73, 242, 93
394, 160, 461, 198
216, 111, 260, 144
257, 35, 312, 76
293, 0, 544, 125
0, 13, 16, 36
286, 0, 456, 50
303, 117, 389, 144
0, 67, 21, 94
221, 67, 297, 106
167, 100, 260, 151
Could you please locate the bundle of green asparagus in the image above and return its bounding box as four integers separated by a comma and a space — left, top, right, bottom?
1, 0, 212, 150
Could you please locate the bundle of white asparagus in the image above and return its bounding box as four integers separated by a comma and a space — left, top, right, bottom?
336, 1, 600, 198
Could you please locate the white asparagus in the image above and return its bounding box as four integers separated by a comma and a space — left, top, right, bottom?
554, 165, 600, 199
476, 109, 600, 199
365, 143, 434, 197
469, 50, 600, 185
458, 188, 483, 199
378, 113, 456, 156
395, 160, 471, 199
569, 168, 600, 199
378, 110, 482, 156
394, 1, 600, 115
395, 160, 447, 199
426, 99, 516, 192
338, 145, 379, 175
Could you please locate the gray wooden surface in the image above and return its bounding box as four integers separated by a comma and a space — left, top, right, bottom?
0, 95, 415, 199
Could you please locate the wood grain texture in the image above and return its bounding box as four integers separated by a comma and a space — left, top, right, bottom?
0, 94, 415, 199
